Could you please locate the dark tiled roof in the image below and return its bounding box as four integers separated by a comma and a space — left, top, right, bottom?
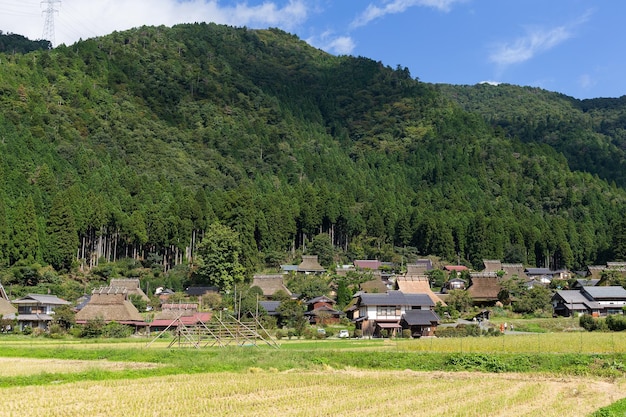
307, 295, 335, 305
358, 291, 434, 308
12, 294, 70, 306
185, 286, 219, 296
401, 310, 441, 326
259, 301, 281, 315
583, 286, 626, 300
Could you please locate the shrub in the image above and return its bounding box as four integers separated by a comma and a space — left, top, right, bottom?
606, 314, 626, 331
46, 323, 66, 339
103, 322, 132, 338
435, 324, 482, 338
402, 329, 412, 339
80, 317, 105, 338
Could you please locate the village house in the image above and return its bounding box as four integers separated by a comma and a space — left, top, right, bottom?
304, 295, 344, 325
149, 303, 211, 332
466, 273, 503, 306
75, 286, 147, 331
251, 274, 292, 299
552, 286, 626, 317
0, 283, 17, 331
352, 290, 439, 338
110, 278, 151, 303
10, 293, 70, 331
297, 255, 326, 274
395, 264, 446, 306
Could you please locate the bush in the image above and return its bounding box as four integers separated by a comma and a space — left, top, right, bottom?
46, 323, 66, 339
580, 314, 599, 331
435, 324, 482, 338
103, 322, 132, 338
606, 314, 626, 331
402, 329, 412, 339
79, 317, 105, 338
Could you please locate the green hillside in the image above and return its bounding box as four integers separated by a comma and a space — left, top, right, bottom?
1, 23, 625, 297
438, 83, 626, 187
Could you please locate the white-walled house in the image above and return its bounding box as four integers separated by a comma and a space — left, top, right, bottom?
353, 290, 439, 337
11, 294, 70, 331
552, 286, 626, 317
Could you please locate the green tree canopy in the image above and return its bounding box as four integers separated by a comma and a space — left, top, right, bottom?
194, 223, 246, 292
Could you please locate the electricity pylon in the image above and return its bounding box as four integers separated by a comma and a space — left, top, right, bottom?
41, 0, 61, 47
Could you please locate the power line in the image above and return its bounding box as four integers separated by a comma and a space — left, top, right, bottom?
41, 0, 61, 46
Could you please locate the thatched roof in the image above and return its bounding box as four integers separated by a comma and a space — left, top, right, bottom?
0, 283, 15, 316
75, 287, 146, 325
359, 278, 388, 293
395, 275, 446, 306
109, 278, 150, 302
298, 256, 325, 273
466, 277, 502, 302
502, 263, 528, 280
482, 260, 502, 272
0, 298, 16, 316
251, 274, 292, 297
0, 283, 8, 301
154, 303, 199, 320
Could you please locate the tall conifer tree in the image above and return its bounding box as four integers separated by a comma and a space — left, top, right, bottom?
45, 193, 79, 271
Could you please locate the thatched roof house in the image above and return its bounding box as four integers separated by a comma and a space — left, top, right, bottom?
149, 303, 211, 330
466, 275, 502, 305
75, 287, 147, 328
251, 274, 292, 298
109, 278, 150, 302
0, 283, 16, 317
395, 265, 446, 306
298, 255, 325, 274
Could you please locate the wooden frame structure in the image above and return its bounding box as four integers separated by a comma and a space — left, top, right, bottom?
147, 312, 279, 349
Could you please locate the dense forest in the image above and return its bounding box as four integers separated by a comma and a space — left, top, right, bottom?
1, 23, 626, 298
0, 31, 51, 53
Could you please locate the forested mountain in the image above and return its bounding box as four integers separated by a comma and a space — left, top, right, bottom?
0, 31, 51, 53
1, 23, 626, 295
438, 83, 626, 187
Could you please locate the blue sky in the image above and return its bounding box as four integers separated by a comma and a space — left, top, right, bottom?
1, 0, 624, 99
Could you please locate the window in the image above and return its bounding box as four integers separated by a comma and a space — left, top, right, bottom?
18, 306, 31, 314
377, 306, 399, 317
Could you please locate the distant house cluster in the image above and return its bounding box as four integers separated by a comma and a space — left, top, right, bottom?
4, 254, 626, 338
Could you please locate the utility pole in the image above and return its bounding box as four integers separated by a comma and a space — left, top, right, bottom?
41, 0, 61, 47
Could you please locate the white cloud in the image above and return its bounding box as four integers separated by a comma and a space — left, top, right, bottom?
488, 11, 592, 69
578, 73, 596, 90
351, 0, 463, 28
489, 25, 571, 67
307, 31, 356, 55
2, 0, 309, 46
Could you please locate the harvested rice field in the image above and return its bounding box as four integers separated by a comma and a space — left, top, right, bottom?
0, 369, 624, 417
0, 357, 160, 377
